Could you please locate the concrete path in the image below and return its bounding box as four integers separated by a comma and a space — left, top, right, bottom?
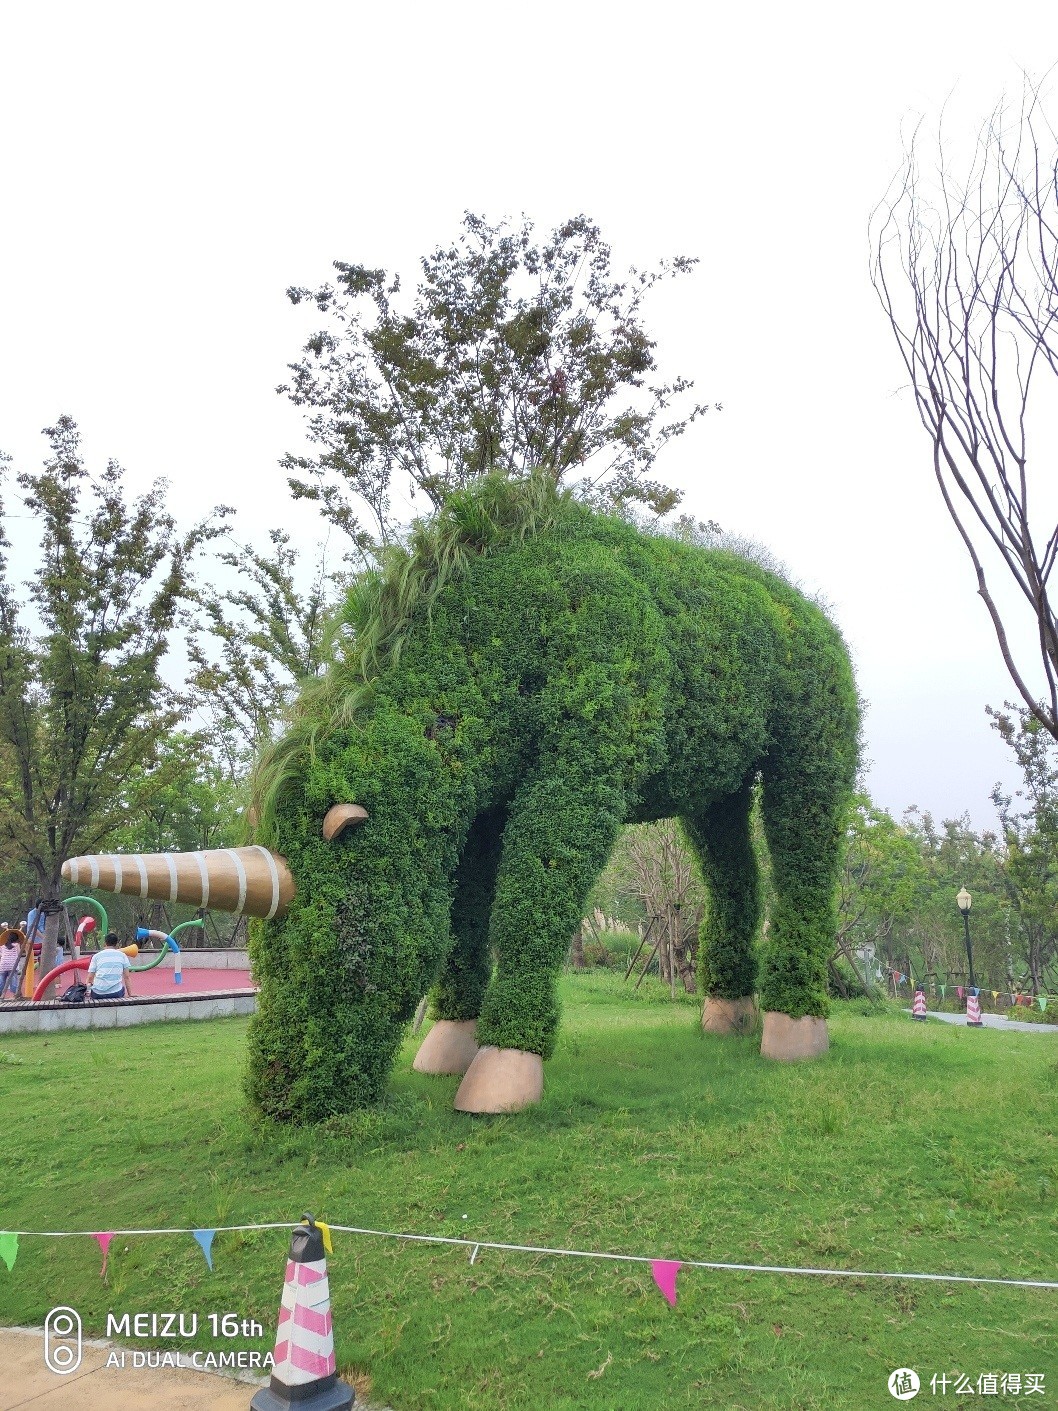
1, 1326, 261, 1409
909, 1009, 1058, 1034
1, 1326, 383, 1410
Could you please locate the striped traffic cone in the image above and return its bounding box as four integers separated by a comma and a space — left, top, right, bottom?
912, 988, 927, 1020
251, 1216, 353, 1411
966, 991, 984, 1027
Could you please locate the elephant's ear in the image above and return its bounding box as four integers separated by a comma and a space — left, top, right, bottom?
322, 804, 370, 841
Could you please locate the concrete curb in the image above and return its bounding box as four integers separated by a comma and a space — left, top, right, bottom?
0, 992, 256, 1036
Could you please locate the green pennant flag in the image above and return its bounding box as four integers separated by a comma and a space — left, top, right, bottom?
0, 1233, 18, 1272
939, 985, 947, 998
1039, 996, 1048, 1013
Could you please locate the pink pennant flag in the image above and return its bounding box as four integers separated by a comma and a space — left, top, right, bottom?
956, 986, 964, 999
651, 1259, 682, 1307
93, 1232, 115, 1279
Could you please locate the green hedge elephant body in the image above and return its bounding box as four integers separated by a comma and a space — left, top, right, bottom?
247, 481, 859, 1120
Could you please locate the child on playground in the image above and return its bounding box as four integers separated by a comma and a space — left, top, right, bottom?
0, 927, 23, 1001
86, 933, 135, 1000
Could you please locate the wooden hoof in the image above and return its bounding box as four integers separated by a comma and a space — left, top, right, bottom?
760, 1011, 829, 1061
412, 1019, 479, 1075
453, 1046, 544, 1113
702, 995, 757, 1035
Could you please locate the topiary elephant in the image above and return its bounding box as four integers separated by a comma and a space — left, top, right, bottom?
63, 473, 859, 1119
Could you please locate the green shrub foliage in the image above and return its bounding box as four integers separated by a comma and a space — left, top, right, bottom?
246, 473, 859, 1119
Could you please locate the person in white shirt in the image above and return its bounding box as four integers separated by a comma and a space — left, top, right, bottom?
0, 927, 23, 1000
87, 933, 134, 999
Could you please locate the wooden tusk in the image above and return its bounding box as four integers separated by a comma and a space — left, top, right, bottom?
322, 804, 370, 841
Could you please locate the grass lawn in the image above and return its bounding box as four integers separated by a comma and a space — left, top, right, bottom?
1, 973, 1057, 1409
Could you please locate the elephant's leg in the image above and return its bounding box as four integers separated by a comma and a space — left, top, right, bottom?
414, 807, 505, 1075
683, 778, 760, 1036
454, 774, 624, 1113
757, 705, 854, 1060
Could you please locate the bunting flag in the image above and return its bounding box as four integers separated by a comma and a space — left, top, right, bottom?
909, 986, 1057, 1013
317, 1221, 334, 1256
93, 1232, 115, 1279
651, 1259, 682, 1307
193, 1229, 216, 1271
0, 1233, 17, 1272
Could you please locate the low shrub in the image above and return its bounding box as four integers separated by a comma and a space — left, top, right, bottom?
1004, 1005, 1056, 1025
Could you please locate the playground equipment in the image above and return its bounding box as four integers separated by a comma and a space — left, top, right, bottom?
32, 945, 139, 1002
74, 915, 97, 949
17, 896, 110, 997
28, 920, 201, 1002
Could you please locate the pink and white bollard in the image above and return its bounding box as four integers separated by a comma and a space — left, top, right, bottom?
966, 991, 984, 1027
912, 988, 927, 1020
251, 1215, 353, 1411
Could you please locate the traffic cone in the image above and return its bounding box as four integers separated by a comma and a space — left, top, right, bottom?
912, 988, 927, 1020
251, 1215, 353, 1411
966, 991, 984, 1027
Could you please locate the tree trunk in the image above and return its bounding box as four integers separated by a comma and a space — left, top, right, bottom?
828, 956, 851, 998
37, 898, 63, 998
570, 926, 586, 970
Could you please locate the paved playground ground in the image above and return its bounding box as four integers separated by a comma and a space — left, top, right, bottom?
131, 967, 254, 996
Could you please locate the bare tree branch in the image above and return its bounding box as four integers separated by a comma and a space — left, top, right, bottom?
872, 80, 1058, 737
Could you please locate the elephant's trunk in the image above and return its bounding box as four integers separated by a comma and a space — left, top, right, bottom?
60, 846, 295, 920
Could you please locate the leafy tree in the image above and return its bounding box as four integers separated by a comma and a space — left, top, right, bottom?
280, 212, 717, 555
595, 818, 707, 991
0, 417, 227, 969
897, 808, 1011, 988
188, 530, 341, 779
114, 732, 243, 856
97, 732, 246, 942
989, 702, 1058, 993
833, 795, 925, 996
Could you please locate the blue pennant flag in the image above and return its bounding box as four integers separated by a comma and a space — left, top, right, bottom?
193, 1229, 216, 1271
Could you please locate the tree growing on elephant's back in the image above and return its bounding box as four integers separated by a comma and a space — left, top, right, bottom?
244, 471, 859, 1118
279, 211, 718, 558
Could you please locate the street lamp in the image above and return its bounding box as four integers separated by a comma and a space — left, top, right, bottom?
956, 887, 976, 990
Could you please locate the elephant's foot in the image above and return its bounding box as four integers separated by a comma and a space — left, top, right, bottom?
453, 1046, 544, 1113
412, 1019, 480, 1075
702, 995, 757, 1035
760, 1011, 829, 1061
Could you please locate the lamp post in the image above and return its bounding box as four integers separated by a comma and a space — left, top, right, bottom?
956, 887, 976, 990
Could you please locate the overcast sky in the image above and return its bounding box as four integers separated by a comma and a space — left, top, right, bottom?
2, 1, 1055, 830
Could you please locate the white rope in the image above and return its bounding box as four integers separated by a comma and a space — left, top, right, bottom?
325, 1223, 1058, 1291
